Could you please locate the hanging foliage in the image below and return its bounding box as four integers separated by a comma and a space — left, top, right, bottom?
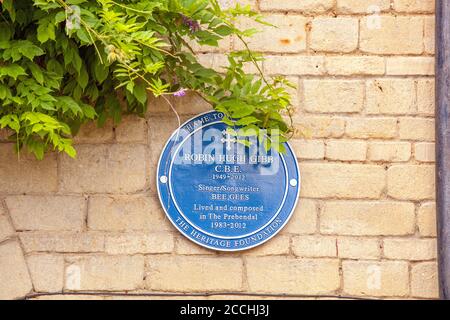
0, 0, 295, 159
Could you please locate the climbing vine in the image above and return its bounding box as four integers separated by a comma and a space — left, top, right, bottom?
0, 0, 295, 159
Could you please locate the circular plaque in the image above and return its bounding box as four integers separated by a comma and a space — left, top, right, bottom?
157, 111, 300, 251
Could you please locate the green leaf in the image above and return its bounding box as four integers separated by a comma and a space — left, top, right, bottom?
221, 116, 234, 126
0, 23, 13, 42
27, 140, 45, 160
0, 64, 27, 80
76, 29, 91, 44
64, 144, 77, 158
81, 104, 97, 120
78, 66, 89, 90
214, 25, 233, 36
133, 82, 148, 105
235, 116, 260, 126
47, 60, 64, 77
37, 17, 56, 44
94, 63, 109, 84
35, 113, 60, 125
26, 62, 44, 84
55, 11, 67, 24
2, 0, 16, 22
56, 96, 83, 116
69, 47, 82, 73
31, 123, 44, 133
67, 0, 88, 4
0, 114, 20, 132
231, 104, 254, 118
16, 41, 45, 60
0, 84, 12, 100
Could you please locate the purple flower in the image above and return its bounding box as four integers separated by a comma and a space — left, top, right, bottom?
173, 88, 187, 97
181, 14, 201, 33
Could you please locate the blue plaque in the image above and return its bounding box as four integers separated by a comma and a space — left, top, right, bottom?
157, 111, 300, 251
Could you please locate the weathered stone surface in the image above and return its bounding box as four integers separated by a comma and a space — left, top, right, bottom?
290, 139, 325, 160
0, 241, 33, 299
73, 120, 114, 144
383, 238, 437, 261
366, 79, 416, 114
360, 16, 424, 54
310, 18, 359, 53
145, 256, 243, 292
387, 165, 435, 200
27, 254, 64, 293
303, 80, 364, 113
386, 57, 434, 76
300, 164, 385, 199
115, 116, 148, 143
175, 236, 217, 255
0, 213, 15, 242
424, 16, 435, 54
411, 262, 439, 299
337, 0, 391, 13
368, 142, 411, 162
198, 53, 259, 74
321, 201, 415, 236
292, 236, 337, 258
337, 238, 381, 260
0, 144, 58, 194
325, 56, 385, 75
60, 144, 147, 193
415, 143, 435, 163
264, 56, 325, 76
65, 255, 145, 291
88, 195, 172, 232
246, 257, 340, 294
294, 116, 346, 139
343, 261, 409, 297
417, 202, 437, 237
325, 140, 367, 161
104, 233, 174, 254
417, 79, 435, 115
398, 118, 435, 141
245, 235, 290, 256
0, 128, 13, 141
235, 15, 307, 53
260, 0, 334, 13
346, 118, 398, 139
393, 0, 435, 13
19, 232, 105, 253
282, 199, 317, 235
6, 196, 86, 232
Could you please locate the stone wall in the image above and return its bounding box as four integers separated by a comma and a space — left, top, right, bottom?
0, 0, 438, 300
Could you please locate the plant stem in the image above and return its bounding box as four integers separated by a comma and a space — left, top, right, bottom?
110, 1, 154, 15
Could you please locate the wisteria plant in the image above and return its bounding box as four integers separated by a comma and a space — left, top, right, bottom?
0, 0, 295, 159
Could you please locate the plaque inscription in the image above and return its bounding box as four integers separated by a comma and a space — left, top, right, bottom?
157, 111, 300, 251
